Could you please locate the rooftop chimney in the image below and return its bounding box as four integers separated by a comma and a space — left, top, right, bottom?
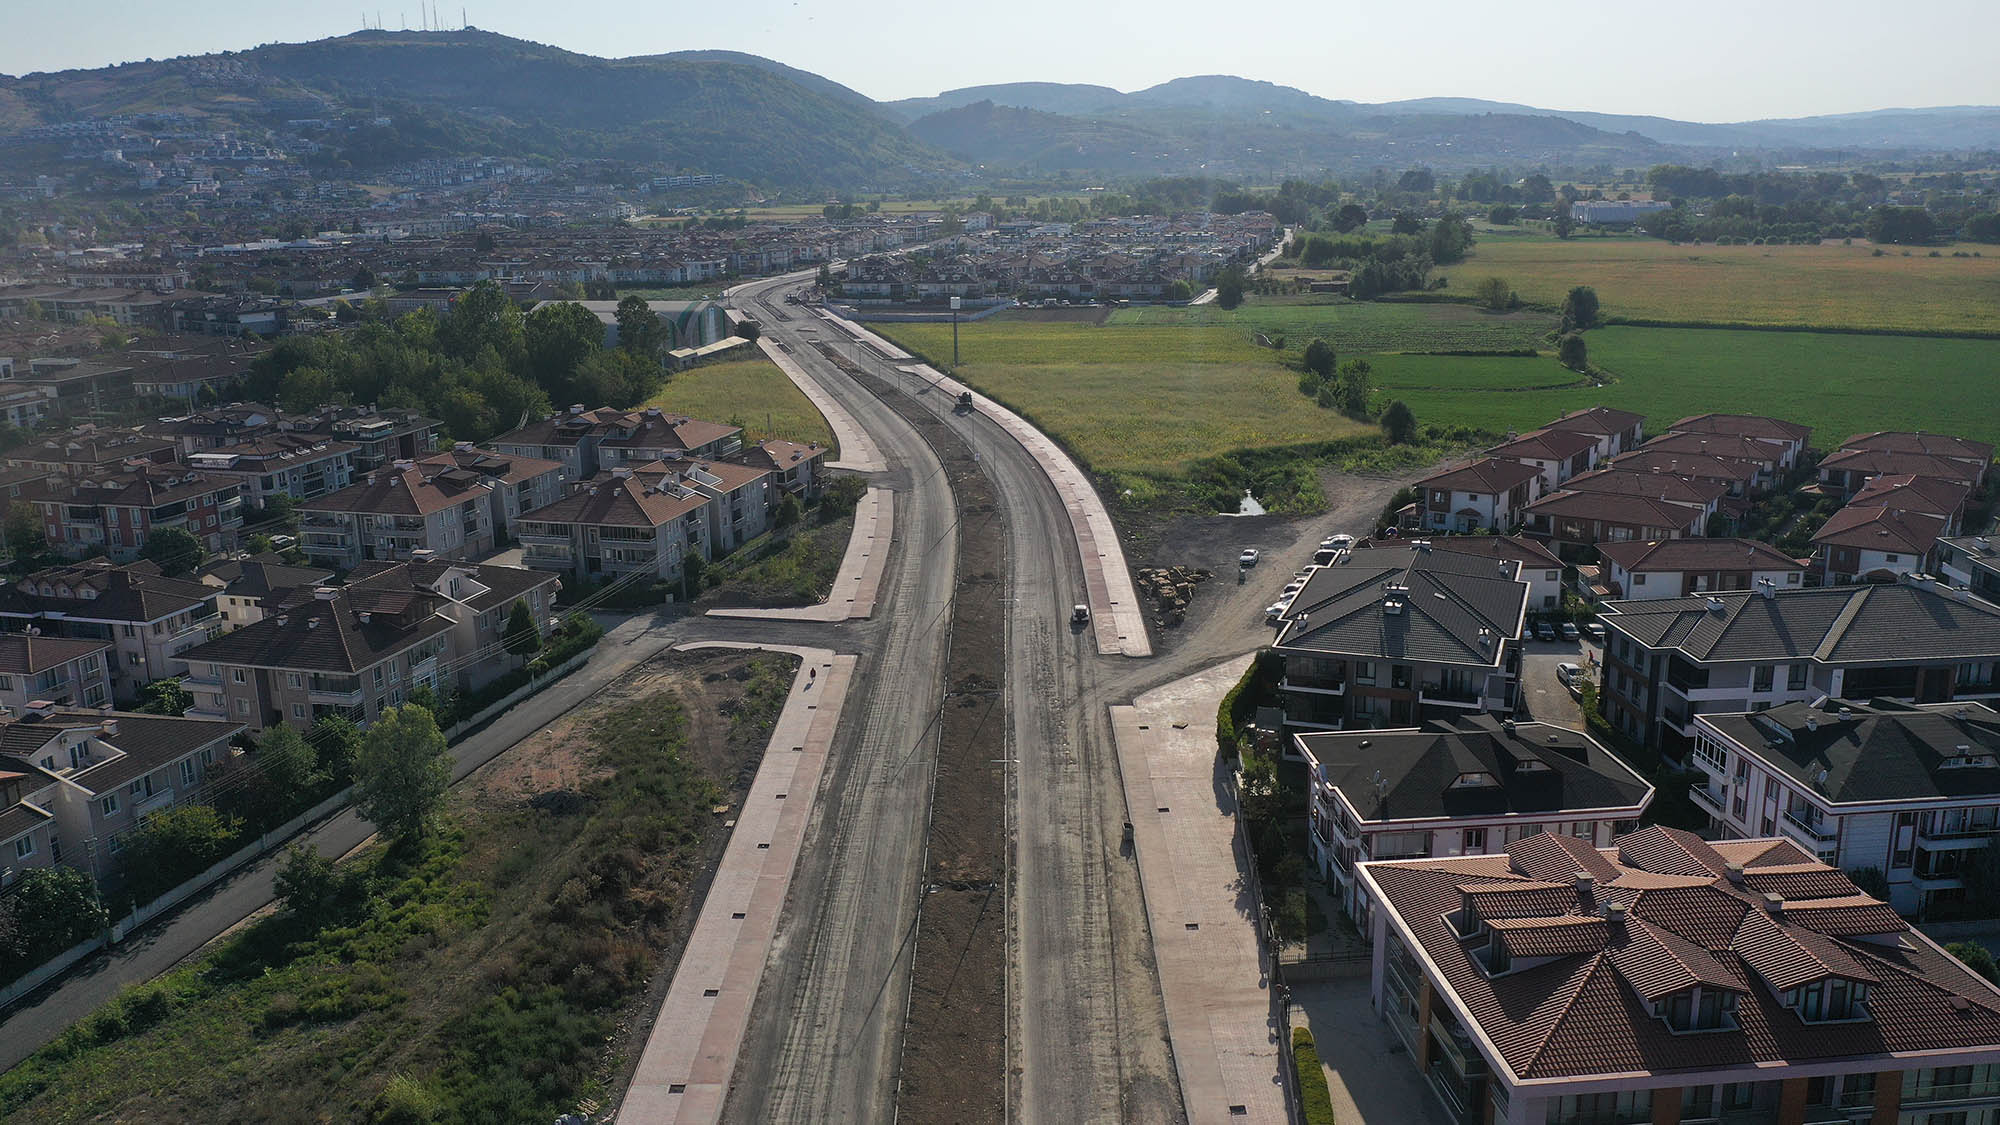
1605, 900, 1628, 930
1805, 715, 1818, 732
314, 586, 338, 600
1763, 892, 1785, 919
1725, 861, 1746, 885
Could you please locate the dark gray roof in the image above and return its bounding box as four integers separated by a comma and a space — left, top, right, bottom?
0, 711, 243, 795
1299, 714, 1652, 823
1274, 545, 1528, 668
1702, 699, 2000, 804
200, 554, 335, 602
1601, 581, 2000, 665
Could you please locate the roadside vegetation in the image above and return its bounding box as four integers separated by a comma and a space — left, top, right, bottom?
699, 474, 868, 607
1292, 1026, 1337, 1125
0, 658, 796, 1124
645, 353, 839, 451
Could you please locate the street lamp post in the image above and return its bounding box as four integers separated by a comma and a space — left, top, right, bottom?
949, 295, 960, 368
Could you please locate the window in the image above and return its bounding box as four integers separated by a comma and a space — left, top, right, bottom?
292, 704, 306, 719
180, 759, 197, 786
1354, 661, 1375, 685
1788, 663, 1808, 691
0, 675, 11, 691
236, 698, 250, 715
1633, 572, 1647, 586
1753, 665, 1774, 692
14, 836, 34, 860
287, 673, 303, 688
1461, 827, 1486, 854
232, 669, 247, 683
101, 794, 119, 816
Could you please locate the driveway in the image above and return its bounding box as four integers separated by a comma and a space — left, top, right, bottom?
1517, 636, 1596, 728
1292, 976, 1446, 1125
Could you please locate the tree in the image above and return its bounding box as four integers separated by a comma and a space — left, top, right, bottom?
734, 319, 761, 342
1164, 279, 1194, 301
1948, 941, 2000, 985
1966, 212, 2000, 244
1475, 276, 1515, 311
353, 705, 451, 845
120, 804, 239, 905
1847, 866, 1891, 900
439, 280, 525, 365
1866, 206, 1937, 245
273, 843, 348, 931
5, 500, 46, 563
1553, 202, 1576, 240
1302, 338, 1336, 379
473, 231, 497, 254
1427, 212, 1475, 264
774, 494, 803, 528
524, 301, 606, 391
1391, 211, 1425, 236
1335, 359, 1374, 415
502, 600, 542, 658
1487, 204, 1518, 224
350, 267, 375, 292
1557, 332, 1589, 371
310, 714, 362, 786
615, 295, 662, 355
1331, 203, 1369, 233
1560, 285, 1601, 331
1214, 267, 1246, 310
1382, 400, 1418, 445
136, 678, 194, 717
140, 526, 204, 577
0, 867, 106, 973
251, 725, 322, 815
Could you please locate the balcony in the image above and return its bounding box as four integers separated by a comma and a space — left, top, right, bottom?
1281, 674, 1344, 696
308, 684, 363, 706
1917, 825, 1998, 849
1689, 785, 1729, 819
1419, 683, 1483, 707
1781, 808, 1837, 849
1901, 1081, 2000, 1109
132, 787, 176, 819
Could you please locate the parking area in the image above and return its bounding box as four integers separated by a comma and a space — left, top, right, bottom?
1516, 634, 1600, 728
1291, 976, 1447, 1125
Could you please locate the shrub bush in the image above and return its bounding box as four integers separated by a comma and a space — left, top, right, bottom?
1293, 1026, 1337, 1124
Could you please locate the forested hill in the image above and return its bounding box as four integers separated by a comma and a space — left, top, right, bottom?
0, 30, 958, 191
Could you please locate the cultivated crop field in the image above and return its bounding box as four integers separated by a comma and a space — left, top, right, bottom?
646, 354, 837, 451
1446, 230, 2000, 333
1374, 326, 2000, 447
1112, 297, 1552, 353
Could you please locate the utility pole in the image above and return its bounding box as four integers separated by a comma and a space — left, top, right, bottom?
950, 295, 960, 368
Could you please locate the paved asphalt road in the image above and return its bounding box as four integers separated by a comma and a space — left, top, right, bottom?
721, 276, 961, 1124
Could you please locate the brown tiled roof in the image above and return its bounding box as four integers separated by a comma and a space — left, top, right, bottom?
182, 590, 451, 673
300, 466, 484, 517
1737, 864, 1858, 901
1669, 413, 1812, 444
1363, 830, 2000, 1082
1509, 831, 1622, 883
1846, 474, 1971, 519
522, 474, 705, 530
1541, 406, 1645, 436
1840, 431, 1994, 464
1595, 538, 1805, 574
1819, 447, 1981, 484
1811, 505, 1946, 556
1416, 457, 1543, 495
0, 561, 215, 623
418, 448, 562, 486
1608, 449, 1762, 483
1487, 428, 1599, 462
1616, 824, 1729, 877
0, 633, 109, 674
1559, 468, 1728, 507
1524, 490, 1705, 531
1641, 432, 1787, 463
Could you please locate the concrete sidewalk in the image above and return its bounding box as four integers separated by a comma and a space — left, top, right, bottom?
1108, 653, 1286, 1123
619, 643, 858, 1124
706, 486, 892, 622
756, 336, 886, 472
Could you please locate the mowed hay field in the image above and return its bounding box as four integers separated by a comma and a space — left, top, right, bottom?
875, 317, 1374, 472
1443, 230, 2000, 333
1112, 297, 1552, 353
646, 354, 837, 451
1375, 326, 2000, 448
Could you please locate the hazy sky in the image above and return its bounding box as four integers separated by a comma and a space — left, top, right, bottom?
5, 0, 1996, 122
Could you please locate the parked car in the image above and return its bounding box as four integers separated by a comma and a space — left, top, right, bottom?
1321, 534, 1354, 552
1557, 662, 1586, 696
1536, 621, 1557, 641
1312, 549, 1338, 566
1239, 548, 1259, 566
1560, 621, 1580, 641
1584, 622, 1606, 642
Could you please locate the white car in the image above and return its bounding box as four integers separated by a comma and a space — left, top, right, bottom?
1238, 548, 1259, 566
1556, 662, 1586, 688
1321, 534, 1354, 552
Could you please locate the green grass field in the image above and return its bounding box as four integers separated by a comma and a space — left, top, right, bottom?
645, 355, 836, 452
1374, 326, 2000, 448
876, 319, 1374, 473
1111, 298, 1551, 353
1441, 229, 2000, 334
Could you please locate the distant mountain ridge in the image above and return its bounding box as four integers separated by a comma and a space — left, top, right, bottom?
1, 32, 1994, 190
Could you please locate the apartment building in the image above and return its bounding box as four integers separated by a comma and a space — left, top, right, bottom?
1537, 405, 1646, 460
0, 706, 244, 884
1415, 458, 1545, 533
1358, 825, 2000, 1125
415, 446, 564, 536
299, 406, 438, 473
5, 429, 179, 478
1598, 577, 2000, 759
1939, 535, 2000, 603
1638, 431, 1789, 491
492, 405, 742, 482
0, 561, 223, 699
1812, 505, 1949, 585
1669, 412, 1813, 471
0, 754, 65, 887
196, 554, 335, 629
1689, 698, 2000, 913
1298, 717, 1652, 922
1394, 535, 1566, 614
1271, 544, 1530, 730
731, 439, 828, 500
0, 634, 112, 712
1483, 428, 1600, 494
515, 462, 745, 582
1845, 473, 1971, 534
1553, 468, 1728, 528
19, 466, 243, 559
1817, 448, 1981, 499
1522, 490, 1708, 555
1608, 449, 1763, 502
187, 433, 356, 507
1839, 430, 1993, 490
1594, 538, 1807, 601
182, 560, 557, 733
297, 462, 496, 570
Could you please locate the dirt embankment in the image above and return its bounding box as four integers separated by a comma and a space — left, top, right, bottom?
854, 371, 1009, 1125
